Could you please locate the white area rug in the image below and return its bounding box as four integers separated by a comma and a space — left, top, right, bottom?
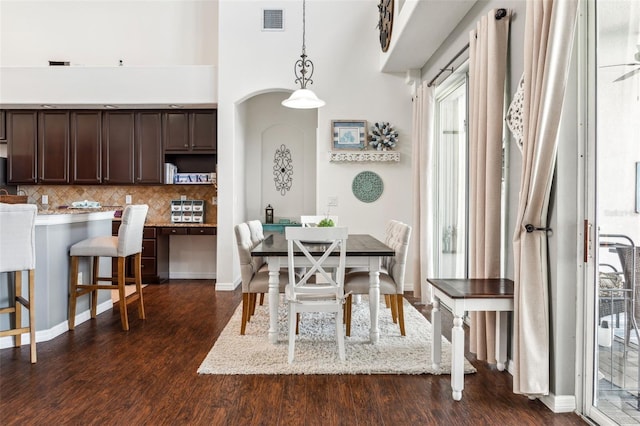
198, 296, 476, 375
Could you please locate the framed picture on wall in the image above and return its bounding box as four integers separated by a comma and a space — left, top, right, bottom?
331, 120, 367, 150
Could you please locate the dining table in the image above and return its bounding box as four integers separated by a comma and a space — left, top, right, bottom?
251, 232, 395, 344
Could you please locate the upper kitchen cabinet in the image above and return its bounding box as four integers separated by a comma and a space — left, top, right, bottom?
38, 111, 70, 184
8, 110, 71, 184
135, 112, 163, 184
71, 111, 102, 184
102, 111, 135, 184
0, 110, 6, 143
163, 110, 216, 153
7, 111, 38, 184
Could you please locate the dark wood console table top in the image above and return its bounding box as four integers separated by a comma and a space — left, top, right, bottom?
428, 278, 514, 299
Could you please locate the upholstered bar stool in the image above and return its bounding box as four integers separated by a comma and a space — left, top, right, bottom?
68, 204, 148, 331
0, 203, 38, 363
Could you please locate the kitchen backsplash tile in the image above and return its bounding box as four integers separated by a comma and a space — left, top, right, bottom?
19, 185, 218, 224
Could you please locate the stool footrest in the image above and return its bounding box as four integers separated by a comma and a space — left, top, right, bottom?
0, 327, 31, 337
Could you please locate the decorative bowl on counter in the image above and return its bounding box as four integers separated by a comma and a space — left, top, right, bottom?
71, 200, 101, 209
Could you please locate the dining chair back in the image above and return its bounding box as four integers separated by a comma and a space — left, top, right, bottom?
300, 215, 339, 227
68, 204, 148, 331
0, 203, 38, 363
285, 226, 349, 363
235, 221, 288, 334
344, 220, 411, 336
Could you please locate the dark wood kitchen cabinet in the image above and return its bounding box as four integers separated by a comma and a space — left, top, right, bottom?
9, 110, 71, 184
163, 110, 216, 153
38, 111, 70, 184
102, 112, 135, 184
135, 112, 163, 184
0, 110, 6, 143
7, 111, 38, 184
70, 111, 102, 184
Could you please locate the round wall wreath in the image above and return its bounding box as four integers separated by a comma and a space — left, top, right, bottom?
369, 122, 398, 151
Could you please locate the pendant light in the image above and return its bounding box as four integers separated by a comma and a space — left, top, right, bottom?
282, 0, 325, 109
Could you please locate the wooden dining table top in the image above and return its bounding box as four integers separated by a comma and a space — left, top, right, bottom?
251, 232, 395, 257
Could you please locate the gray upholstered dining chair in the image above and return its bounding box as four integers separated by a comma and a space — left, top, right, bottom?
343, 220, 411, 336
235, 221, 288, 335
68, 204, 149, 331
0, 203, 38, 363
285, 226, 349, 363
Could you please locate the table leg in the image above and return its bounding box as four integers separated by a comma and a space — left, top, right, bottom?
368, 260, 381, 343
451, 315, 464, 401
496, 311, 508, 371
268, 258, 281, 344
431, 298, 442, 370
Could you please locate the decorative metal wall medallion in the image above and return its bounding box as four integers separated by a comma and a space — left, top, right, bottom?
273, 144, 293, 196
352, 171, 384, 203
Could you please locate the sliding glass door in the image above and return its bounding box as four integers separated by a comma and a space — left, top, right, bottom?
584, 1, 640, 423
433, 76, 468, 279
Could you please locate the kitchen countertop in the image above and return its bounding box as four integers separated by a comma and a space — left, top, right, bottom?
37, 207, 216, 227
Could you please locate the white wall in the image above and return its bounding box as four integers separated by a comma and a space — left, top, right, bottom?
217, 1, 414, 289
0, 0, 218, 66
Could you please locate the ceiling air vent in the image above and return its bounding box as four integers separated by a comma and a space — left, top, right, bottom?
262, 9, 284, 31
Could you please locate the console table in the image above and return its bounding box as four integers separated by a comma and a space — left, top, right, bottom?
428, 278, 514, 401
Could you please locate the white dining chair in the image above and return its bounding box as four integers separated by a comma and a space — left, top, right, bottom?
285, 226, 349, 363
344, 220, 411, 336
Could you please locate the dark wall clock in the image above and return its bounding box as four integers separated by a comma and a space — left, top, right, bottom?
378, 0, 394, 52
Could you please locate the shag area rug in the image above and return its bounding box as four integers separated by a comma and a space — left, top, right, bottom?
198, 296, 476, 375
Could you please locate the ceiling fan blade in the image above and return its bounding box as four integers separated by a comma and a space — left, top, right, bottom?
613, 67, 640, 82
601, 62, 640, 68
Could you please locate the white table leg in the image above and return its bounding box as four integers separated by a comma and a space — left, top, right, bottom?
368, 259, 381, 343
431, 298, 442, 370
451, 315, 465, 401
268, 257, 281, 344
496, 311, 508, 371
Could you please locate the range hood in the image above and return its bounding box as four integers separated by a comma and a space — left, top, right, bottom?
0, 65, 217, 109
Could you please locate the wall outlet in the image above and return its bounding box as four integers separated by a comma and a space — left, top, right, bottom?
212, 196, 217, 205
180, 195, 187, 201
125, 195, 132, 204
41, 195, 49, 205
328, 196, 338, 207
77, 272, 83, 284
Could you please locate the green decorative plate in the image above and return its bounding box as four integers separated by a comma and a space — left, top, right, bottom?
352, 171, 383, 203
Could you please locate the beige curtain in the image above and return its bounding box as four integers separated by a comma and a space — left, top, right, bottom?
411, 83, 436, 302
512, 0, 578, 395
468, 9, 511, 363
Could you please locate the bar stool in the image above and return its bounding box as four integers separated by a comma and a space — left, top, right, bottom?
0, 203, 38, 363
68, 204, 148, 331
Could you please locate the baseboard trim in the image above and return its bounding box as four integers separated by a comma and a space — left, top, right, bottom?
215, 277, 241, 291
0, 299, 113, 348
539, 393, 577, 413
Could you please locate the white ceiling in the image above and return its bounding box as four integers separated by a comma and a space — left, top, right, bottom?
380, 0, 477, 73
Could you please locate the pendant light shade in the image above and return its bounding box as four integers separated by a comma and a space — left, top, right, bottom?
282, 88, 326, 109
282, 0, 325, 109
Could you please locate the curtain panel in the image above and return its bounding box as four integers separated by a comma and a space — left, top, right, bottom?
411, 84, 436, 303
468, 9, 511, 363
512, 0, 578, 396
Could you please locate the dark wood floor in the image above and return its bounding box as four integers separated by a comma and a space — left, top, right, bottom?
1, 280, 586, 425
